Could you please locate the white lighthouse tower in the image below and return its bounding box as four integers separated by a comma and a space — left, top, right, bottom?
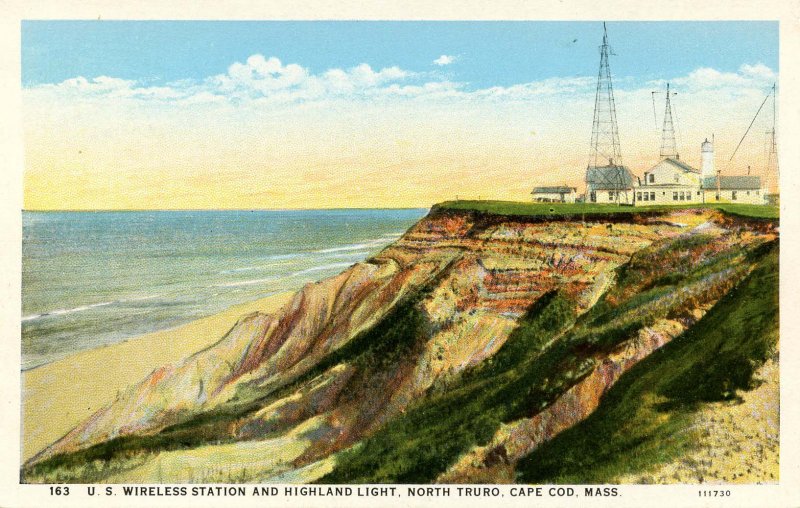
701, 137, 715, 179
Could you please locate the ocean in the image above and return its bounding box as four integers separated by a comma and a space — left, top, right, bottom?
21, 209, 427, 370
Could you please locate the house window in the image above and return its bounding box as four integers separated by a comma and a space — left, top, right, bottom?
636, 192, 642, 201
608, 191, 615, 201
732, 191, 737, 200
697, 191, 700, 196
715, 193, 720, 201
650, 192, 655, 201
643, 192, 648, 201
674, 173, 680, 183
648, 174, 655, 183
590, 191, 596, 202
746, 191, 750, 196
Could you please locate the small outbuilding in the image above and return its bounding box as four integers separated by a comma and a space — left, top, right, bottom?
701, 176, 766, 204
531, 186, 578, 203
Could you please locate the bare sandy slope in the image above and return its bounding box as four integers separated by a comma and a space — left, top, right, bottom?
618, 355, 780, 484
21, 292, 293, 462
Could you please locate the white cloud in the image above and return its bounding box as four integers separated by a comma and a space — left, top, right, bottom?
197, 55, 417, 102
739, 63, 776, 81
212, 55, 308, 95
320, 63, 410, 94
651, 63, 776, 93
433, 54, 456, 66
474, 76, 596, 100
36, 75, 187, 102
24, 56, 777, 112
25, 54, 420, 106
379, 80, 464, 98
48, 75, 133, 94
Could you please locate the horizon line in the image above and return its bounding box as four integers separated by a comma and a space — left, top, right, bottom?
22, 206, 433, 213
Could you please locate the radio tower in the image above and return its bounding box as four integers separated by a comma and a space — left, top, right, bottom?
587, 22, 626, 203
730, 82, 778, 195
589, 22, 622, 168
766, 83, 778, 192
659, 83, 678, 158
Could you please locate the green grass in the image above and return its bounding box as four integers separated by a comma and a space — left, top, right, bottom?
515, 241, 779, 484
713, 203, 780, 220
246, 291, 430, 405
434, 200, 779, 220
320, 232, 766, 484
318, 290, 579, 483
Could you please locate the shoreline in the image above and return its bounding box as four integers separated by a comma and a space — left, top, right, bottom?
21, 291, 294, 463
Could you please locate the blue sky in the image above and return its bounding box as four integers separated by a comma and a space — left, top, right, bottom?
22, 20, 780, 209
22, 21, 778, 89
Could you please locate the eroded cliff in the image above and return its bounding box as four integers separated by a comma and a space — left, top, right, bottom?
23, 207, 778, 484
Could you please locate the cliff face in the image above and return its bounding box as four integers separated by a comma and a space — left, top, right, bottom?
25, 208, 778, 484
437, 318, 686, 483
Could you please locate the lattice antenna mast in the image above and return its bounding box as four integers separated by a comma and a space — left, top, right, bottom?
731, 84, 778, 197
589, 22, 622, 169
659, 83, 678, 158
766, 83, 778, 191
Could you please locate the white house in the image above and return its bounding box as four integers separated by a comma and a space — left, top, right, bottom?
634, 157, 703, 206
633, 138, 765, 206
531, 186, 578, 203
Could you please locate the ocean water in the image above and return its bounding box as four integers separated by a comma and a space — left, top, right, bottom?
22, 209, 427, 370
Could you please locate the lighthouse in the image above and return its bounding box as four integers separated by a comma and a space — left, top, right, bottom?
701, 137, 715, 179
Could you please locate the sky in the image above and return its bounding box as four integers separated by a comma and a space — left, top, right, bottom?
22, 21, 779, 210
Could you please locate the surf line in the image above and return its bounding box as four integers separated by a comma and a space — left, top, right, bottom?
22, 293, 164, 322
22, 300, 115, 322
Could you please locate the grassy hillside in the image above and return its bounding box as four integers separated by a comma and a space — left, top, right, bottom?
318, 291, 579, 483
319, 231, 770, 483
516, 241, 779, 483
435, 200, 779, 220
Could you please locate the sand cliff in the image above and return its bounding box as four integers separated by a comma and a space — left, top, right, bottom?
23, 207, 779, 484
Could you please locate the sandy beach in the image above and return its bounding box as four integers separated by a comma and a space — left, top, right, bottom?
21, 291, 293, 463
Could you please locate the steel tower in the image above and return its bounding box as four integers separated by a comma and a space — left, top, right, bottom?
589, 22, 622, 168
766, 83, 778, 191
659, 83, 678, 158
730, 83, 778, 194
587, 22, 627, 203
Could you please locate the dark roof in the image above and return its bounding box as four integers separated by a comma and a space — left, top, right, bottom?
586, 165, 635, 190
701, 175, 762, 190
531, 186, 577, 194
663, 157, 700, 174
